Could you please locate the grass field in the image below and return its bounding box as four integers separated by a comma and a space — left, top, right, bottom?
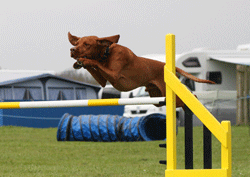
0, 126, 249, 177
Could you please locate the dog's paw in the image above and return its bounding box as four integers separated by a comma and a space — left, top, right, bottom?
78, 58, 97, 67
73, 62, 83, 69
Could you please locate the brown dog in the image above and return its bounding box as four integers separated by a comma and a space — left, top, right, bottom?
68, 32, 215, 108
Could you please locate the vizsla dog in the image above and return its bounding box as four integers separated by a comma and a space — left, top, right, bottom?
68, 32, 215, 108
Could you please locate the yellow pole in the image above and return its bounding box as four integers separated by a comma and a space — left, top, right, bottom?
221, 121, 232, 177
163, 34, 231, 177
165, 34, 177, 172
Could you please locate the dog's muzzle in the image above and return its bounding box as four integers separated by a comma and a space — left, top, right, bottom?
70, 47, 77, 58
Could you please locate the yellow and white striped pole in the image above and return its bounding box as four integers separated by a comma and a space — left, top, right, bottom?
0, 97, 165, 109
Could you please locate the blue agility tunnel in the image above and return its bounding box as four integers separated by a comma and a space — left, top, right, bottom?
57, 113, 168, 142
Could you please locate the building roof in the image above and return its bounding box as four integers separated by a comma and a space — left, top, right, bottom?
176, 48, 250, 66
0, 73, 101, 91
0, 69, 55, 83
210, 56, 250, 66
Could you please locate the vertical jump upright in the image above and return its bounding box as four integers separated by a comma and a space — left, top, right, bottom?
165, 34, 177, 170
164, 34, 232, 177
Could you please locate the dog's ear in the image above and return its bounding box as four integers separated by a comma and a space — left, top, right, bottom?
97, 35, 120, 46
68, 32, 80, 46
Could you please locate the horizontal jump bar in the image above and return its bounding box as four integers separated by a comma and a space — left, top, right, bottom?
0, 97, 165, 109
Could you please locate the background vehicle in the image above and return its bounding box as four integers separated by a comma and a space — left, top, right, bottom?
123, 44, 250, 125
98, 84, 138, 99
123, 86, 167, 117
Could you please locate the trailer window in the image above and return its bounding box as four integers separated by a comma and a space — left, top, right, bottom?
182, 57, 201, 67
206, 71, 222, 84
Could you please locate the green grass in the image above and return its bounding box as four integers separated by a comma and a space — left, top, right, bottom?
0, 126, 249, 177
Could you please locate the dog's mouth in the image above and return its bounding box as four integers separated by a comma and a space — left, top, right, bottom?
72, 55, 87, 60
70, 51, 77, 59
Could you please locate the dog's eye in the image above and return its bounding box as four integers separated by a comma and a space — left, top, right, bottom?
85, 43, 90, 47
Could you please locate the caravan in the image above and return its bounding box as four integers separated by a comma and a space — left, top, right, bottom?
123, 45, 250, 125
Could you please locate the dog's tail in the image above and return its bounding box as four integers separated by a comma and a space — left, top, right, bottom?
176, 67, 216, 84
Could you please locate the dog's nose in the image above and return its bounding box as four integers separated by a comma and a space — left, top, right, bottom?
70, 47, 76, 52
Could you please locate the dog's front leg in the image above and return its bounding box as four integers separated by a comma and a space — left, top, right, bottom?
73, 60, 107, 87
86, 67, 107, 87
78, 58, 122, 86
78, 58, 99, 68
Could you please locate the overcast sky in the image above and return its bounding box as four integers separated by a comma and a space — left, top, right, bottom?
1, 0, 250, 72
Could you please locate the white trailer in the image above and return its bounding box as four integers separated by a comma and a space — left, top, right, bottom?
123, 45, 250, 126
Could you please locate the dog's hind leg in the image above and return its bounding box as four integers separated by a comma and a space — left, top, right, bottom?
146, 83, 163, 97
146, 83, 186, 108
145, 83, 164, 107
